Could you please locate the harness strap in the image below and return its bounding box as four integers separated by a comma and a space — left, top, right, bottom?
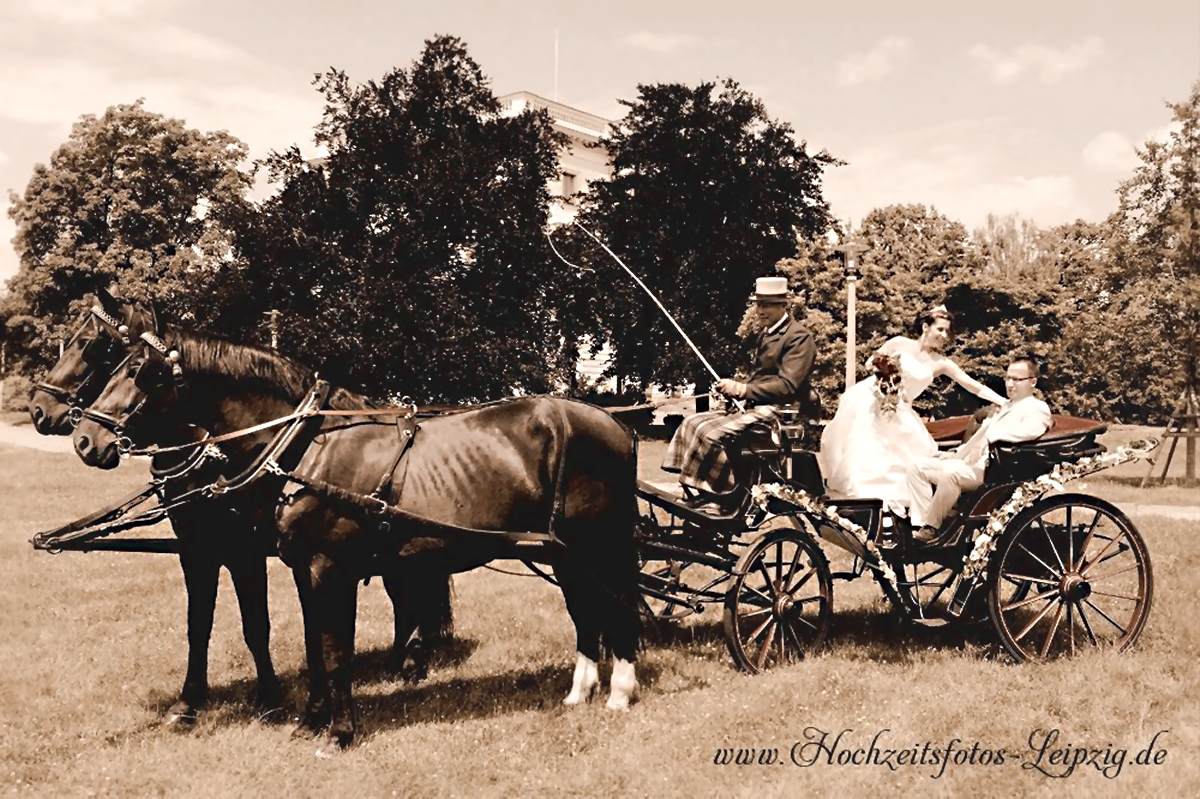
30, 483, 160, 551
275, 467, 561, 547
370, 414, 419, 503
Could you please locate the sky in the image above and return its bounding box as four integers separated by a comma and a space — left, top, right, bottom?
1, 0, 1197, 284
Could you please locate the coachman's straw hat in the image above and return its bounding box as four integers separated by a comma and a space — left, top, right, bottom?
751, 276, 791, 303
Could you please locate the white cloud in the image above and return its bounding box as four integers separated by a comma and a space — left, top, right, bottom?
824, 126, 1092, 230
620, 31, 705, 54
837, 36, 912, 86
115, 23, 256, 65
25, 0, 159, 24
1143, 120, 1182, 146
0, 148, 10, 166
968, 36, 1105, 84
1082, 131, 1140, 171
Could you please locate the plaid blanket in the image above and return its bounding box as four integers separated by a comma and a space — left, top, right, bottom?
661, 405, 781, 496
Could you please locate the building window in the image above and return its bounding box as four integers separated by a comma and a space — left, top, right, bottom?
562, 172, 576, 196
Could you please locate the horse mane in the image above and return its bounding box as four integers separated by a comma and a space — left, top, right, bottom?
170, 328, 369, 411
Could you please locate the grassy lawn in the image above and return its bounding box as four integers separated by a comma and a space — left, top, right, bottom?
1, 442, 1197, 796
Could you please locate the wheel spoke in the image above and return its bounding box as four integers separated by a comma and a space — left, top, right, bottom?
1002, 572, 1058, 587
1072, 509, 1103, 571
1090, 589, 1142, 602
756, 562, 778, 597
1083, 598, 1128, 636
756, 621, 778, 670
783, 619, 807, 655
1087, 563, 1140, 583
1080, 532, 1122, 576
1067, 603, 1075, 656
1039, 602, 1065, 658
925, 574, 953, 611
1003, 587, 1060, 612
1077, 602, 1100, 646
1013, 596, 1058, 643
915, 565, 950, 585
1037, 519, 1066, 573
747, 613, 774, 644
738, 606, 772, 620
785, 568, 815, 597
740, 582, 773, 606
774, 542, 784, 585
1017, 541, 1063, 579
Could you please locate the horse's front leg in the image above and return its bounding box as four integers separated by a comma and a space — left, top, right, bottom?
290, 561, 330, 738
312, 554, 360, 750
382, 571, 419, 679
227, 546, 283, 718
167, 545, 221, 725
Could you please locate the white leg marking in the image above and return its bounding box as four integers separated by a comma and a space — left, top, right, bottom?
563, 652, 599, 706
606, 657, 639, 711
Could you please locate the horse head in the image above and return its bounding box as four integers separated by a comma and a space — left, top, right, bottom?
72, 330, 185, 469
29, 287, 159, 435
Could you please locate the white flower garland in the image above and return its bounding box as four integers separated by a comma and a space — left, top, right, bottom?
752, 438, 1160, 594
961, 438, 1161, 579
751, 482, 899, 591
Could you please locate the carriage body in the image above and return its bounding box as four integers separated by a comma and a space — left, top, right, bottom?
634, 412, 1155, 670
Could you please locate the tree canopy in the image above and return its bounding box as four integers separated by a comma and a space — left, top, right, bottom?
3, 100, 254, 372
564, 79, 838, 394
242, 35, 569, 401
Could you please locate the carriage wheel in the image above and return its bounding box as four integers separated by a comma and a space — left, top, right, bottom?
988, 494, 1153, 662
638, 561, 701, 622
723, 523, 832, 673
900, 560, 977, 626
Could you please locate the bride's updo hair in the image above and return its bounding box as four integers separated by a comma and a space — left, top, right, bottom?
913, 304, 954, 333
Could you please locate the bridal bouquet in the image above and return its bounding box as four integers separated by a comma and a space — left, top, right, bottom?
871, 353, 902, 415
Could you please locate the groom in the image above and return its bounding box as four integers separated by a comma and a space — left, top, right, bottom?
907, 356, 1052, 541
661, 276, 816, 511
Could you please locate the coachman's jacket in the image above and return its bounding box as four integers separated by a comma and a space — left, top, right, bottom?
742, 315, 818, 414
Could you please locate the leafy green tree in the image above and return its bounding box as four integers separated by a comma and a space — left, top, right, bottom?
1093, 80, 1200, 420
244, 36, 568, 401
4, 100, 255, 372
566, 79, 838, 395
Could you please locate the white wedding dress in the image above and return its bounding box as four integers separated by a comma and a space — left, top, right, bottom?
817, 350, 939, 516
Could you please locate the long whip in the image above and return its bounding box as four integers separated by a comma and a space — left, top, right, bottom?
554, 222, 745, 413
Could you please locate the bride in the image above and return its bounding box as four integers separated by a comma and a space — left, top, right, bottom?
817, 305, 1006, 517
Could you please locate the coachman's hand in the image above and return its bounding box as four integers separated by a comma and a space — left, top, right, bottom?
715, 379, 747, 399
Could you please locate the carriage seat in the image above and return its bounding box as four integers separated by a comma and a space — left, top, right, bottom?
985, 415, 1106, 484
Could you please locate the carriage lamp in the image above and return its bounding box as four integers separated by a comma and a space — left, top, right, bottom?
835, 239, 868, 390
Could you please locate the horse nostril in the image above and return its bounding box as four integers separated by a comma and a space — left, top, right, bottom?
75, 434, 91, 455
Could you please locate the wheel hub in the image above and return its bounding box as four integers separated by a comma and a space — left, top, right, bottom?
773, 591, 794, 616
1059, 572, 1091, 603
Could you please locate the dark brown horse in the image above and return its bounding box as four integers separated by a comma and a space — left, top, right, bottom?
73, 328, 642, 748
36, 291, 449, 725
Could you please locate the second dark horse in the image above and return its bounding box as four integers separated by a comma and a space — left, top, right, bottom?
72, 326, 642, 748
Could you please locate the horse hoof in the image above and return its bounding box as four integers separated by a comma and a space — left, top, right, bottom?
254, 682, 286, 716
605, 694, 635, 711
399, 662, 428, 685
314, 729, 354, 756
164, 701, 199, 727
290, 720, 326, 740
562, 685, 598, 706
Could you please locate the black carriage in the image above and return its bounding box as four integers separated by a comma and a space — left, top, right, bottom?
633, 412, 1156, 670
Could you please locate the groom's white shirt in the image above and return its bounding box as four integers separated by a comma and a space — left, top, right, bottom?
955, 395, 1053, 471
